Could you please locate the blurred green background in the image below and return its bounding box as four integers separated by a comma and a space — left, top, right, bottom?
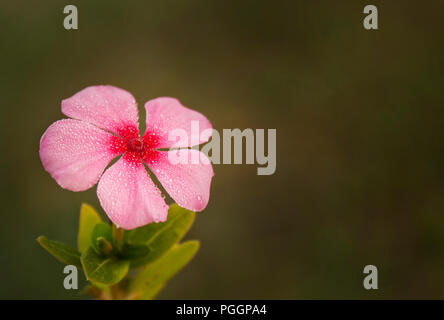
1, 0, 444, 299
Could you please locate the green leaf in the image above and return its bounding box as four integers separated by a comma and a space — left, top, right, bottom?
78, 203, 103, 252
120, 243, 151, 260
91, 223, 113, 255
124, 204, 196, 268
131, 240, 199, 300
81, 247, 130, 285
37, 236, 82, 267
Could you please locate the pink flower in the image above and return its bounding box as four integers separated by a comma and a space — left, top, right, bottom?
40, 85, 213, 229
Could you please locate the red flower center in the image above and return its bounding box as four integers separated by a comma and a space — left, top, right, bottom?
109, 125, 162, 165
127, 138, 144, 153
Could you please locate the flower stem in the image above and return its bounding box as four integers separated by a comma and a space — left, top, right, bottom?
112, 224, 124, 251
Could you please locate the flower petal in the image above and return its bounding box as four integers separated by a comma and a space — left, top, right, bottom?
62, 85, 139, 136
39, 119, 121, 191
146, 149, 214, 212
143, 97, 212, 148
97, 154, 168, 230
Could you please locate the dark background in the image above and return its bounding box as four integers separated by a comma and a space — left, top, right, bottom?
1, 0, 444, 299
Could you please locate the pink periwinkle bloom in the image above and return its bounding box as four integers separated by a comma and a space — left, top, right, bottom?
40, 85, 213, 229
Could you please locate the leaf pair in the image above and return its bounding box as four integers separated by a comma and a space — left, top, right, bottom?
123, 204, 196, 268
37, 203, 200, 299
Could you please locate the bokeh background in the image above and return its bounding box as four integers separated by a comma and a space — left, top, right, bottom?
1, 0, 444, 299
